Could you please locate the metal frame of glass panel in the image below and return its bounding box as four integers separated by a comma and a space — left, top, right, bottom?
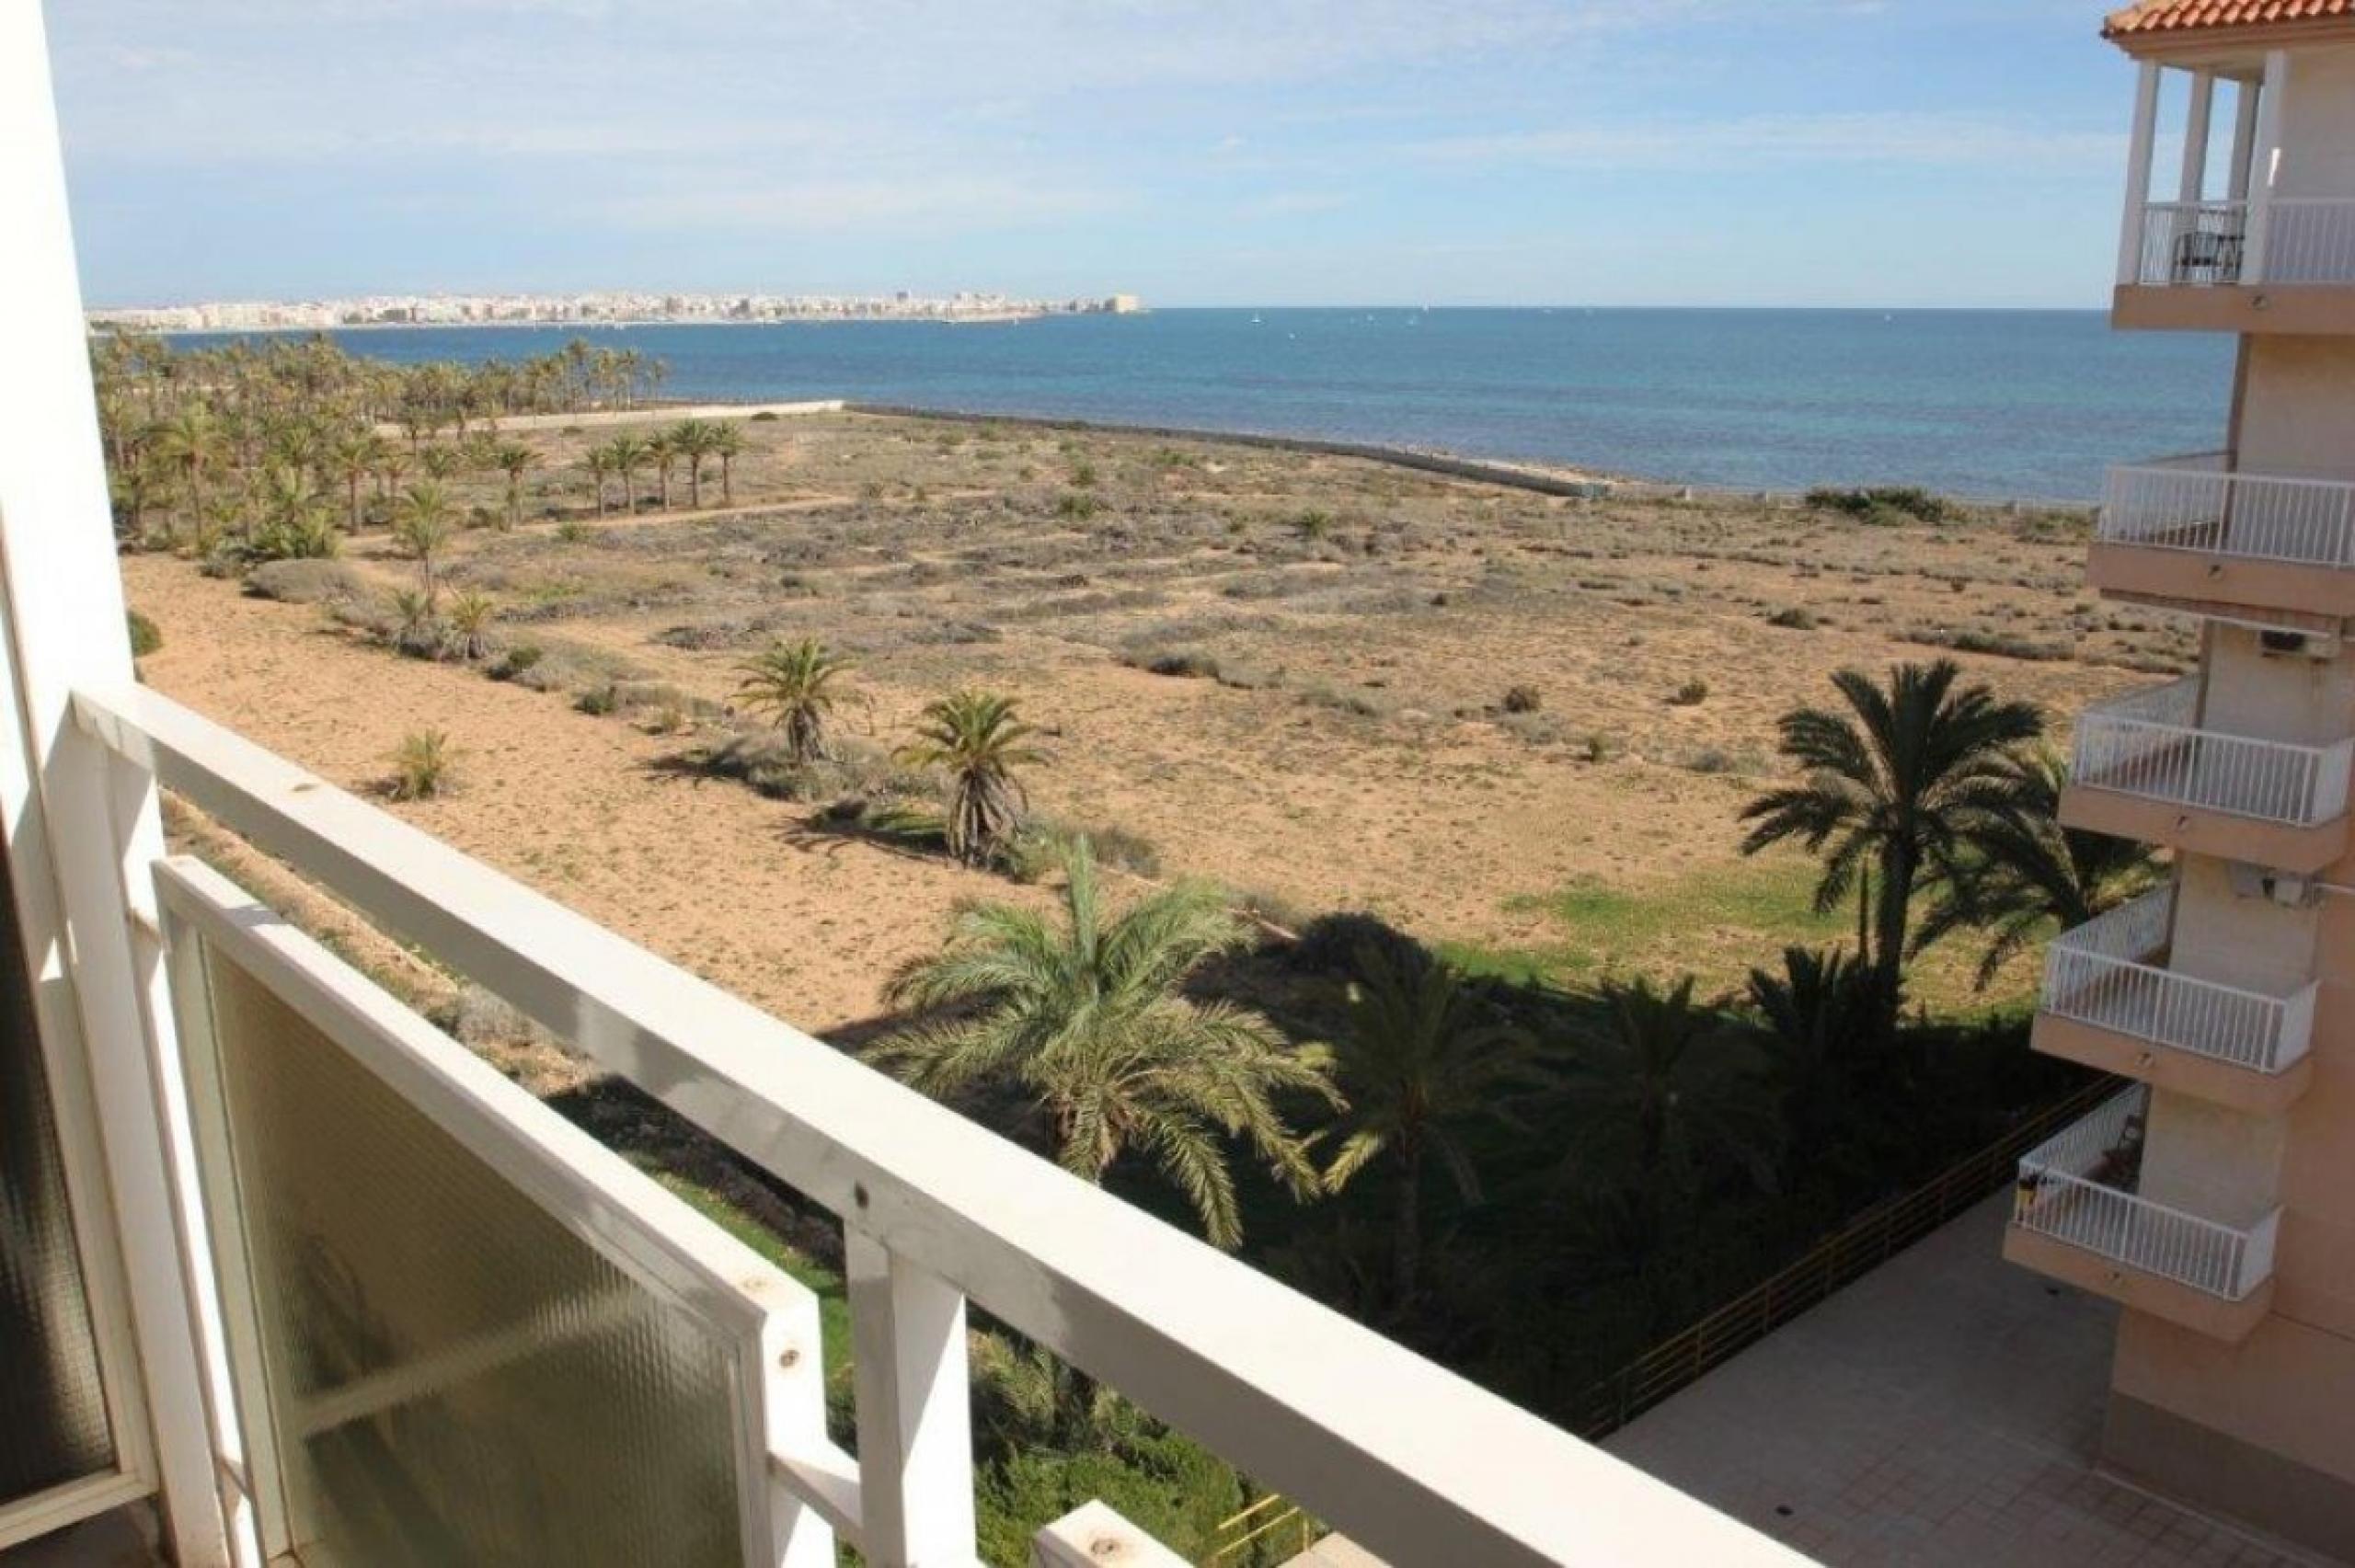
153, 855, 826, 1568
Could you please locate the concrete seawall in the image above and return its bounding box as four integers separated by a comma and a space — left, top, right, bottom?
840, 402, 1617, 500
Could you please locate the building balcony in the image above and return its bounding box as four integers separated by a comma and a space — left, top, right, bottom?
2062, 677, 2353, 873
2004, 1086, 2279, 1342
2090, 454, 2355, 623
2108, 52, 2355, 334
2034, 887, 2315, 1115
2124, 199, 2355, 292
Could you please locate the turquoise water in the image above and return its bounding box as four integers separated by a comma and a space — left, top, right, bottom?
178, 308, 2234, 500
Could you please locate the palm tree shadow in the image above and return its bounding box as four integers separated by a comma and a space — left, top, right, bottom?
637, 750, 724, 788
775, 807, 950, 864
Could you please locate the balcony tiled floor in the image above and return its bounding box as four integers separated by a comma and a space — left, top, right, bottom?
1608, 1195, 2319, 1566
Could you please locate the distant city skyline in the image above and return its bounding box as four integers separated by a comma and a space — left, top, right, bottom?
49, 1, 2153, 311
87, 288, 1143, 331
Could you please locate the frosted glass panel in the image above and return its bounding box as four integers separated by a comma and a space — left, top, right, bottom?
196, 944, 746, 1566
0, 841, 115, 1504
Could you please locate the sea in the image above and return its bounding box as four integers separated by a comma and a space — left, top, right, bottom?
173, 308, 2237, 503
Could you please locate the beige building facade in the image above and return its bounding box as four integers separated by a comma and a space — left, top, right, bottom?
2005, 4, 2355, 1559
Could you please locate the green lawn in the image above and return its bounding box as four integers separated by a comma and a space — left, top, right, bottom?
1440, 853, 2036, 1017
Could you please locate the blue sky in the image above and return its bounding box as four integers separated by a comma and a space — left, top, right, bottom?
48, 0, 2154, 308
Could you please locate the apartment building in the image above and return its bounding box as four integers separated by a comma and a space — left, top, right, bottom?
2004, 3, 2355, 1559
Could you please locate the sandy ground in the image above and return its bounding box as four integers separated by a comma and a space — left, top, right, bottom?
128, 557, 1002, 1033
122, 412, 2183, 1029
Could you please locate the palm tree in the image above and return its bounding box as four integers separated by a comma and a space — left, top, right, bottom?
672, 420, 715, 509
733, 638, 853, 764
867, 838, 1334, 1247
331, 429, 387, 530
375, 445, 411, 505
1913, 747, 2160, 988
583, 447, 615, 516
1745, 944, 1893, 1185
1322, 944, 1534, 1302
1747, 945, 1889, 1070
418, 443, 466, 482
708, 422, 744, 505
606, 434, 648, 513
896, 690, 1043, 866
150, 407, 224, 534
110, 457, 167, 545
392, 481, 457, 606
493, 442, 538, 531
265, 418, 325, 477
1552, 976, 1780, 1212
446, 590, 497, 662
1739, 658, 2043, 990
250, 464, 338, 558
648, 430, 677, 510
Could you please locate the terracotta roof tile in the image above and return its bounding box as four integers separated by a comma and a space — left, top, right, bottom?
2104, 0, 2355, 38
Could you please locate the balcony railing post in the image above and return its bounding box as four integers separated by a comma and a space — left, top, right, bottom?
847, 1230, 978, 1567
2119, 62, 2163, 285
2227, 75, 2259, 203
2244, 51, 2288, 284
2241, 1211, 2281, 1297
2177, 71, 2215, 206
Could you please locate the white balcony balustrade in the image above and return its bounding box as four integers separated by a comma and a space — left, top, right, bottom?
67, 683, 1806, 1568
2262, 199, 2355, 285
2013, 1087, 2280, 1301
2040, 887, 2317, 1076
2101, 454, 2355, 569
2129, 191, 2355, 291
2133, 201, 2248, 286
2117, 54, 2355, 290
2071, 677, 2355, 830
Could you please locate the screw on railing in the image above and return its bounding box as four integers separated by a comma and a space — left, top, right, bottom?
1036, 1500, 1190, 1567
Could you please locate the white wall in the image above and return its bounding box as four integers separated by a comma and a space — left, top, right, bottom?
2170, 856, 2319, 999
2235, 337, 2355, 477
2141, 1087, 2288, 1227
2200, 623, 2355, 748
2279, 45, 2355, 201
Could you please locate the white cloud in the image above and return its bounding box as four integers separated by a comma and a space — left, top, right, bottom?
606, 177, 1121, 234
1414, 112, 2121, 173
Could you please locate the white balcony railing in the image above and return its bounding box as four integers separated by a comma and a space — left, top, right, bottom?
2040, 887, 2317, 1075
2266, 199, 2355, 285
2101, 452, 2355, 568
2013, 1086, 2280, 1300
69, 682, 1804, 1568
2134, 200, 2247, 285
2072, 677, 2355, 830
2132, 198, 2355, 287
